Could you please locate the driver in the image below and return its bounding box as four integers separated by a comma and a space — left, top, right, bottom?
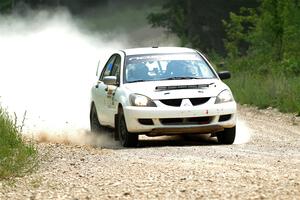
128, 63, 150, 81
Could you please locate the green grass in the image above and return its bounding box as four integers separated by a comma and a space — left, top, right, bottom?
225, 72, 300, 115
0, 106, 37, 180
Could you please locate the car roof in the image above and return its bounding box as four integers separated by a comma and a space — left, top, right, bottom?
122, 47, 197, 56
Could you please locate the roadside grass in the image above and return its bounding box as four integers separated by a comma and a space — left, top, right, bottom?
0, 106, 37, 180
225, 72, 300, 115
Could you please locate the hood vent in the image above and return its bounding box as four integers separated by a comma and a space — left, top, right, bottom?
155, 83, 214, 92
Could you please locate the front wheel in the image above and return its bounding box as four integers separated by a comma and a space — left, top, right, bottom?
217, 126, 236, 144
117, 111, 138, 147
90, 104, 104, 134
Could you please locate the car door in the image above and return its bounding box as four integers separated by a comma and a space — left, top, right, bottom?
94, 55, 116, 125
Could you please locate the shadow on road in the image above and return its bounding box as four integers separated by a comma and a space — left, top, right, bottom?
98, 128, 219, 149
137, 134, 219, 148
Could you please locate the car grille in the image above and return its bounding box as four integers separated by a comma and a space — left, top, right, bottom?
189, 97, 210, 106
159, 98, 210, 107
160, 99, 182, 107
160, 117, 212, 125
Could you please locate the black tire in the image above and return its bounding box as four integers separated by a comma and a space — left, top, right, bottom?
117, 111, 138, 147
90, 104, 103, 134
217, 126, 236, 144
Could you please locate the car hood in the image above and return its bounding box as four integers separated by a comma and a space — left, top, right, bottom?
123, 79, 230, 100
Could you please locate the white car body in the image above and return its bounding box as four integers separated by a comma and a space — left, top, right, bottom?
90, 47, 237, 147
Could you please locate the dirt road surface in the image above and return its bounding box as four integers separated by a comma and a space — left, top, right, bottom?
0, 106, 299, 200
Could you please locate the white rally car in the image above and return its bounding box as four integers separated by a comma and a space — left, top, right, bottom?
90, 47, 237, 147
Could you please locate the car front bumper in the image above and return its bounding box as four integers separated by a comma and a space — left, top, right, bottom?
123, 101, 237, 135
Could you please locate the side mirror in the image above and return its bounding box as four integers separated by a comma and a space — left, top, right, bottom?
103, 76, 117, 85
218, 71, 231, 80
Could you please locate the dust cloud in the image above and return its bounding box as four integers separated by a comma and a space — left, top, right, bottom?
234, 119, 252, 144
0, 9, 123, 147
34, 129, 118, 148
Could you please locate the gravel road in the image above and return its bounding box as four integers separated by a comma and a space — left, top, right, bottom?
0, 106, 299, 200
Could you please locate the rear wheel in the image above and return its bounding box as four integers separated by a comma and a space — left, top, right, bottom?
117, 110, 138, 147
90, 104, 104, 134
217, 126, 236, 144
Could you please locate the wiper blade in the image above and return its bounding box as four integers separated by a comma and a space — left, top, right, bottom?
162, 76, 202, 80
127, 79, 147, 83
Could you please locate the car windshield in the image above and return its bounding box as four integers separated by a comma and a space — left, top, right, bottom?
124, 53, 216, 83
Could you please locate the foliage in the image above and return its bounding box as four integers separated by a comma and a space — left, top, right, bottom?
147, 0, 259, 54
0, 0, 108, 13
224, 0, 300, 75
226, 72, 300, 115
147, 0, 189, 46
222, 0, 300, 114
223, 8, 258, 58
0, 0, 12, 12
0, 106, 37, 179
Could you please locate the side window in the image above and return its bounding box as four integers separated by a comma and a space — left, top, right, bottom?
99, 55, 116, 81
111, 55, 121, 77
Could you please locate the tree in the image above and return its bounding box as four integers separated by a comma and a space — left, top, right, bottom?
223, 8, 258, 58
147, 0, 189, 46
0, 0, 108, 13
147, 0, 259, 54
0, 0, 14, 12
224, 0, 300, 74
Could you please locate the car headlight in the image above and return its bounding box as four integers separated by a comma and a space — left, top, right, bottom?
130, 94, 156, 107
215, 90, 234, 104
